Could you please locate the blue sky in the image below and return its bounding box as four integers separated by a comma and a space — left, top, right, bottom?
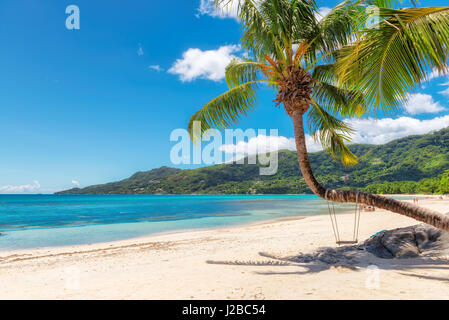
0, 0, 448, 193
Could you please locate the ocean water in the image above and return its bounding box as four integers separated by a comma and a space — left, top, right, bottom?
0, 194, 354, 250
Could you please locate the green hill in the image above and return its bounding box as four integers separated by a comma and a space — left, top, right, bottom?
57, 127, 449, 195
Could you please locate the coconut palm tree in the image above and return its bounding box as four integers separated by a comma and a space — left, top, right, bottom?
188, 0, 449, 232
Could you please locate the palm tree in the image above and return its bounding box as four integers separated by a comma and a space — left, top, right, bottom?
188, 0, 449, 232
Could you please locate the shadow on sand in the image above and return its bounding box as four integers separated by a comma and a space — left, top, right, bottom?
206, 243, 449, 281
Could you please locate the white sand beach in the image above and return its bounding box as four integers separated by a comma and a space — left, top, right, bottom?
0, 197, 448, 300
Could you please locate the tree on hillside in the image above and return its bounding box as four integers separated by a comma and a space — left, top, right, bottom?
440, 170, 449, 194
188, 0, 449, 232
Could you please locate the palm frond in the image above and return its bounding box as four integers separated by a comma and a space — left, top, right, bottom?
338, 6, 449, 115
188, 81, 260, 142
215, 0, 285, 60
311, 64, 367, 117
270, 0, 317, 52
216, 0, 318, 62
311, 64, 336, 84
293, 40, 311, 65
307, 101, 357, 165
312, 81, 367, 117
225, 58, 274, 88
311, 0, 366, 61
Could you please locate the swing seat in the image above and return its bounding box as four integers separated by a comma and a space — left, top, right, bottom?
336, 240, 358, 245
326, 190, 362, 246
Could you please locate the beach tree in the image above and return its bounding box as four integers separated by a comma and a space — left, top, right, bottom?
188, 0, 449, 232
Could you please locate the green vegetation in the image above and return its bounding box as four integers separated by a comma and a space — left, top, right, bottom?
363, 178, 442, 195
438, 170, 449, 194
57, 128, 449, 195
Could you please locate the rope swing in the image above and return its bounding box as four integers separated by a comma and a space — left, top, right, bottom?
326, 190, 361, 246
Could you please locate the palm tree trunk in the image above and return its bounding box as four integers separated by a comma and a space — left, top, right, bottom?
292, 110, 449, 232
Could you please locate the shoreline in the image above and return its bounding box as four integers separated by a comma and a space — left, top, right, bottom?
0, 213, 311, 254
0, 193, 428, 253
0, 197, 448, 299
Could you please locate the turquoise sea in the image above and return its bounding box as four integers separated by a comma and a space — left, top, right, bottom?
0, 194, 354, 250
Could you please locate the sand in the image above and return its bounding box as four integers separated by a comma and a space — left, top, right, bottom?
0, 197, 448, 300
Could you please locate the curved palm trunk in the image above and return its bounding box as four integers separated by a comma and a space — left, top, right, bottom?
292, 110, 449, 232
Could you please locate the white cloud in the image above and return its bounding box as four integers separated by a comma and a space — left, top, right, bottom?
316, 7, 332, 20
426, 69, 442, 81
347, 115, 449, 145
219, 134, 322, 160
220, 135, 294, 154
169, 45, 240, 82
426, 69, 449, 82
403, 93, 445, 115
137, 43, 144, 56
0, 181, 41, 194
72, 180, 80, 187
197, 0, 240, 19
197, 1, 332, 22
437, 75, 449, 96
149, 65, 163, 72
197, 1, 331, 22
439, 87, 449, 97
218, 115, 449, 159
304, 135, 323, 152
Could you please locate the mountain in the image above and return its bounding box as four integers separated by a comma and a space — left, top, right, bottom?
57, 127, 449, 195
